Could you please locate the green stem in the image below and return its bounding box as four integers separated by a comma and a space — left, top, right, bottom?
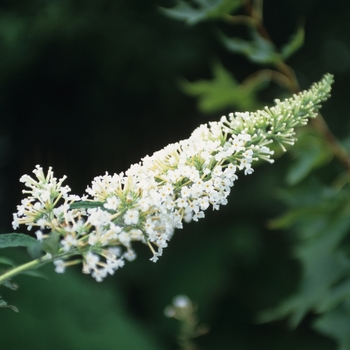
0, 255, 50, 285
275, 61, 300, 93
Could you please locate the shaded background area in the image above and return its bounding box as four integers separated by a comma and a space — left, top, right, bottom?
0, 0, 349, 349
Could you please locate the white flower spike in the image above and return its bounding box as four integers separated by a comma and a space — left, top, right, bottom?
12, 74, 334, 281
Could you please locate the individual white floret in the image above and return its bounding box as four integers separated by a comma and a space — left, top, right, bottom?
124, 209, 140, 225
53, 259, 66, 274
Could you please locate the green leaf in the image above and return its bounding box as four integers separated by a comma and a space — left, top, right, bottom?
0, 256, 15, 266
269, 206, 327, 231
180, 61, 263, 112
313, 306, 350, 350
0, 233, 38, 249
219, 28, 279, 64
160, 1, 201, 25
27, 239, 44, 259
286, 130, 333, 186
0, 298, 18, 312
281, 25, 304, 60
20, 269, 48, 280
270, 178, 350, 239
261, 215, 350, 328
1, 279, 18, 290
0, 259, 165, 348
160, 0, 242, 26
317, 277, 350, 313
40, 231, 60, 255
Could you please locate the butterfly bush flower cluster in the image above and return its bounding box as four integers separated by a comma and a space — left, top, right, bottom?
12, 74, 333, 282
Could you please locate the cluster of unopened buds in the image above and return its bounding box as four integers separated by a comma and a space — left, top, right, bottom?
12, 74, 333, 281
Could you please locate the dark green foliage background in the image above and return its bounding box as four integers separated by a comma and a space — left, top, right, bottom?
0, 0, 349, 349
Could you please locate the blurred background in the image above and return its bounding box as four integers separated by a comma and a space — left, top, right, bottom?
0, 0, 350, 349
